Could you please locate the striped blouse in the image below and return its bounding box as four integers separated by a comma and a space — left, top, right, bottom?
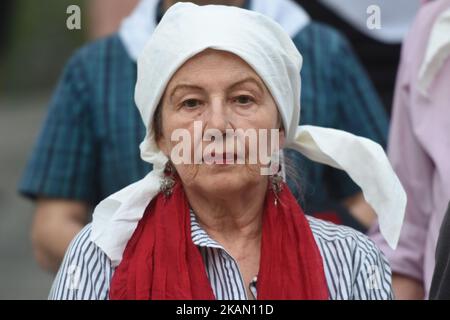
49, 212, 393, 300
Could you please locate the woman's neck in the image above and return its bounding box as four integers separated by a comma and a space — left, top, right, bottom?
184, 179, 267, 249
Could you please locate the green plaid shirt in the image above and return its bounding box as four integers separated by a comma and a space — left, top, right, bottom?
19, 21, 388, 217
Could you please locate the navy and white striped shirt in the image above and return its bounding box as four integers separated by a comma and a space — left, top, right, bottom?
49, 212, 393, 300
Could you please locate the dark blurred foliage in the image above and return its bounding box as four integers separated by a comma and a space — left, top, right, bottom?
0, 0, 86, 96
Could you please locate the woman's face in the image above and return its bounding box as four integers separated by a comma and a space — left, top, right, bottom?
157, 49, 284, 195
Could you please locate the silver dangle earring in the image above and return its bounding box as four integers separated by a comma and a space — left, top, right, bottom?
268, 150, 283, 205
160, 160, 176, 197
270, 172, 283, 206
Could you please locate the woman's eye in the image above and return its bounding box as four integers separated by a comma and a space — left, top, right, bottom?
234, 95, 254, 105
181, 99, 201, 109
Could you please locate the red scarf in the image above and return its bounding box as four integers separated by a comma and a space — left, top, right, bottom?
109, 181, 329, 300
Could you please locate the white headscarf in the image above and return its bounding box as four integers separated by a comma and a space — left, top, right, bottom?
92, 3, 406, 267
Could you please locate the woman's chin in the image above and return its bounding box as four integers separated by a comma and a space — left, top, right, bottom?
197, 167, 257, 194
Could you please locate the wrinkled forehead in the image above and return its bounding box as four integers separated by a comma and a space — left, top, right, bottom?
162, 48, 269, 95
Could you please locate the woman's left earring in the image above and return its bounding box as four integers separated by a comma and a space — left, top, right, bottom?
270, 172, 283, 206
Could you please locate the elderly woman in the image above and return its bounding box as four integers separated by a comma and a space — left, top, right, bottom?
50, 3, 405, 300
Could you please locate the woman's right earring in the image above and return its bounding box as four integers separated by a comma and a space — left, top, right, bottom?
160, 161, 176, 197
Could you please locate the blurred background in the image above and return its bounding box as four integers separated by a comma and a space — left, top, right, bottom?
0, 0, 139, 299
0, 0, 420, 299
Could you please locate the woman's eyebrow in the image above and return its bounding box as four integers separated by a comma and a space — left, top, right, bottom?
228, 77, 265, 93
169, 77, 264, 102
169, 84, 204, 102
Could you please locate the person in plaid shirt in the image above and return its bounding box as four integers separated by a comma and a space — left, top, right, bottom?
20, 0, 388, 272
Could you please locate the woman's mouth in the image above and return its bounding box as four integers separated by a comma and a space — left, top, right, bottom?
203, 152, 240, 165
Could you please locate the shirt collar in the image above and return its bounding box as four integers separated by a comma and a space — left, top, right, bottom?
189, 209, 224, 249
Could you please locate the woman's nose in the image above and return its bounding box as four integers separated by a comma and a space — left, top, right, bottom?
204, 98, 231, 134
